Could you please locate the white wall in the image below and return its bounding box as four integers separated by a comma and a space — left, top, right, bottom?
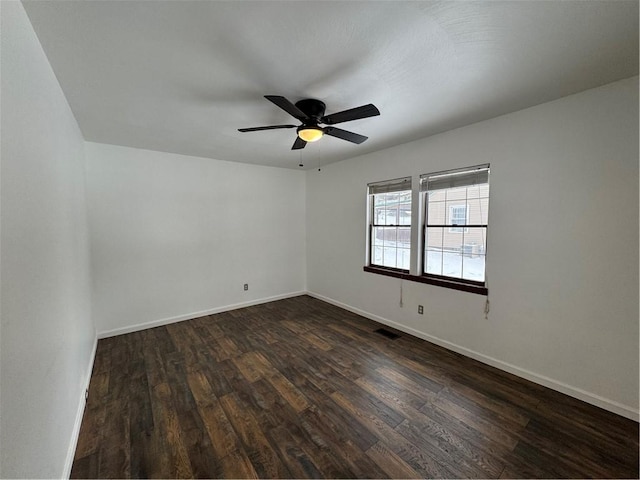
0, 2, 95, 478
306, 77, 639, 419
86, 142, 306, 336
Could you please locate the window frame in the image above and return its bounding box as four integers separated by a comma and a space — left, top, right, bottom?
421, 165, 489, 290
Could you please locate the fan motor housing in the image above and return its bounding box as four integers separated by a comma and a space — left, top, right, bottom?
295, 99, 326, 119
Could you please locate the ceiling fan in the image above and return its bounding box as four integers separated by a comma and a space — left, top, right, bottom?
238, 95, 380, 150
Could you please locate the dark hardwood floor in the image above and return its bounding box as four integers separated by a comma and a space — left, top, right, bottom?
71, 295, 639, 478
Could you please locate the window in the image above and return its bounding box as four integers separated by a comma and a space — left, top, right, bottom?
422, 165, 489, 284
368, 177, 411, 271
364, 165, 489, 295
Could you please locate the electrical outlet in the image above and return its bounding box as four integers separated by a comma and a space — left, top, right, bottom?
243, 284, 248, 291
418, 305, 424, 315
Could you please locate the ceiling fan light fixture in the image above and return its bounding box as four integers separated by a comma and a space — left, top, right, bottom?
297, 126, 324, 143
239, 96, 379, 150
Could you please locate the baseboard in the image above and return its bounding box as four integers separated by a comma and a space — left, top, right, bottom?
307, 291, 639, 422
63, 333, 98, 478
97, 291, 307, 339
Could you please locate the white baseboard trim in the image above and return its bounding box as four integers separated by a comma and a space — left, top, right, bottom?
63, 333, 98, 478
307, 291, 639, 422
97, 291, 307, 339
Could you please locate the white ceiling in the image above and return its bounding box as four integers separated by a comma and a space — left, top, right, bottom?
23, 0, 639, 170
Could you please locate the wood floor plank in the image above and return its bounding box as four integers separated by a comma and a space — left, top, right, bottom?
401, 405, 506, 478
300, 407, 388, 479
150, 382, 194, 478
431, 392, 521, 451
365, 441, 422, 479
72, 295, 639, 479
375, 364, 442, 400
128, 357, 155, 477
438, 383, 531, 428
73, 405, 107, 460
288, 371, 379, 452
266, 371, 311, 413
514, 420, 630, 478
356, 374, 430, 420
328, 371, 406, 428
219, 449, 259, 479
97, 398, 131, 479
300, 331, 333, 351
70, 452, 99, 479
196, 399, 242, 460
186, 370, 217, 407
219, 392, 291, 478
330, 390, 456, 478
267, 425, 323, 478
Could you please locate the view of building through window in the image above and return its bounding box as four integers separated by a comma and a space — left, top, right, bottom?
423, 168, 489, 283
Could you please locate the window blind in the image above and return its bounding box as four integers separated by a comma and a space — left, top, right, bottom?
420, 164, 489, 191
368, 176, 411, 195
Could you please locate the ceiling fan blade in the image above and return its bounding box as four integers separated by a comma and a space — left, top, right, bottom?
238, 124, 297, 132
321, 104, 380, 125
291, 136, 307, 150
265, 95, 309, 121
323, 127, 368, 144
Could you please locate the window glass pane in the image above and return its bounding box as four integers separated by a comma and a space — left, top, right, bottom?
467, 197, 489, 225
464, 227, 487, 252
466, 185, 482, 200
427, 200, 446, 225
466, 184, 489, 200
382, 246, 397, 268
425, 247, 443, 275
462, 254, 485, 282
425, 227, 446, 275
384, 193, 398, 225
383, 226, 397, 244
397, 248, 411, 270
372, 227, 384, 246
398, 191, 412, 203
376, 191, 411, 226
398, 202, 411, 226
372, 245, 383, 265
382, 206, 397, 225
429, 190, 446, 202
445, 186, 467, 202
460, 227, 486, 281
373, 207, 386, 225
373, 192, 409, 225
426, 227, 444, 249
442, 250, 463, 278
397, 226, 411, 248
442, 225, 463, 249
